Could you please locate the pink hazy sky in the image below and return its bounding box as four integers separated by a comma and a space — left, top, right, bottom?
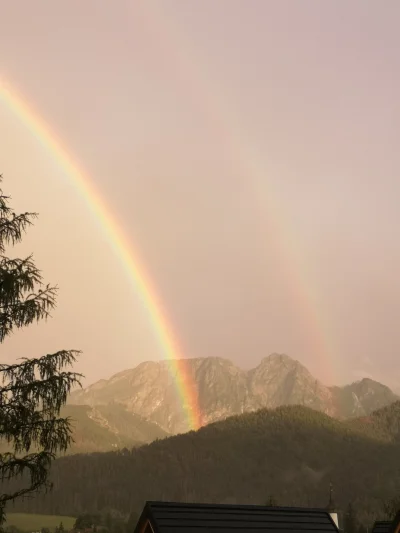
1, 0, 399, 388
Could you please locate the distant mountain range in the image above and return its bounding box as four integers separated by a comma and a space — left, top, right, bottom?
68, 353, 399, 435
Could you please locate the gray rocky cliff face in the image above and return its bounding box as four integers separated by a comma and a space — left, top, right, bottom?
329, 377, 398, 418
69, 354, 398, 434
247, 354, 334, 415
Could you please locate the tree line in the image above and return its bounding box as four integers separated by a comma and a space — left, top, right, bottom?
4, 404, 400, 529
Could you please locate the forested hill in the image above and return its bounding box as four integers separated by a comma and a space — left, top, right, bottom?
347, 401, 400, 441
12, 403, 400, 526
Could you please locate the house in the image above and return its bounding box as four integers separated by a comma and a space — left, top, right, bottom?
372, 512, 400, 533
133, 501, 340, 533
371, 521, 392, 533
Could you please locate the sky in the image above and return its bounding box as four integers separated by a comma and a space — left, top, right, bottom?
1, 0, 400, 389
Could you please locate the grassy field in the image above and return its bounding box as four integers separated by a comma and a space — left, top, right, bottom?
5, 513, 75, 532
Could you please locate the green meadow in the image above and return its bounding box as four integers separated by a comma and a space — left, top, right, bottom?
5, 513, 75, 532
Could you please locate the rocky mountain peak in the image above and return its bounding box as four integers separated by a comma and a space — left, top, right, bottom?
247, 353, 333, 414
69, 354, 398, 434
354, 377, 392, 393
259, 352, 301, 366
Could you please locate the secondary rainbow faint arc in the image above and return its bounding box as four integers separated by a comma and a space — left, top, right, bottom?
136, 1, 338, 384
0, 80, 202, 431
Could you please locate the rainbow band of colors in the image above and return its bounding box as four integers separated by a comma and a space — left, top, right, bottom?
0, 80, 202, 432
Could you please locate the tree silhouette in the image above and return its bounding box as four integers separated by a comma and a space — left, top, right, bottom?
344, 503, 358, 533
382, 495, 400, 520
266, 495, 278, 507
126, 512, 139, 533
0, 176, 82, 524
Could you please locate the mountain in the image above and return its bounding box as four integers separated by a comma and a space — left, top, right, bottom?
347, 401, 400, 442
13, 403, 400, 526
62, 404, 169, 453
330, 378, 399, 418
0, 404, 168, 456
69, 354, 398, 434
246, 353, 333, 413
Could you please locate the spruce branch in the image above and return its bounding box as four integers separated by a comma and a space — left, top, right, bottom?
0, 175, 83, 525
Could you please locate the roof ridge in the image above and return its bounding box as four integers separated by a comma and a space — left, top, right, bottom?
147, 501, 330, 512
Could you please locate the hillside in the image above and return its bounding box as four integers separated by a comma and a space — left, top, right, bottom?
12, 403, 400, 526
0, 404, 168, 456
69, 354, 399, 433
347, 401, 400, 442
62, 404, 169, 453
331, 378, 398, 419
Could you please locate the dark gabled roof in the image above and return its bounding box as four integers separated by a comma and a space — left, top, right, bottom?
371, 521, 392, 533
133, 501, 339, 533
372, 512, 400, 533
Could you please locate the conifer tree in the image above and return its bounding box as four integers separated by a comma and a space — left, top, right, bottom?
126, 511, 139, 533
344, 503, 358, 533
266, 495, 278, 507
0, 176, 81, 525
382, 494, 400, 519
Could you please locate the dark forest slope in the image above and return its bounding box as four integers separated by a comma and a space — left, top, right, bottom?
11, 403, 400, 526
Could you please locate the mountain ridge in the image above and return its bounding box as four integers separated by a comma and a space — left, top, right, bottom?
69, 353, 398, 434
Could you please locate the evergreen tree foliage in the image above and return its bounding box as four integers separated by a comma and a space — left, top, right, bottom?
74, 514, 102, 530
344, 503, 358, 533
266, 495, 278, 507
0, 176, 81, 525
382, 495, 400, 520
126, 512, 139, 533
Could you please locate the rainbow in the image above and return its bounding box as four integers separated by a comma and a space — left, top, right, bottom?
134, 1, 338, 384
0, 79, 202, 432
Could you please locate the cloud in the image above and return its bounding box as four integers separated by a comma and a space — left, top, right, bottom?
351, 369, 375, 381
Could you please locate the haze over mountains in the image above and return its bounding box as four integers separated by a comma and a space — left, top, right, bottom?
69, 354, 398, 436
